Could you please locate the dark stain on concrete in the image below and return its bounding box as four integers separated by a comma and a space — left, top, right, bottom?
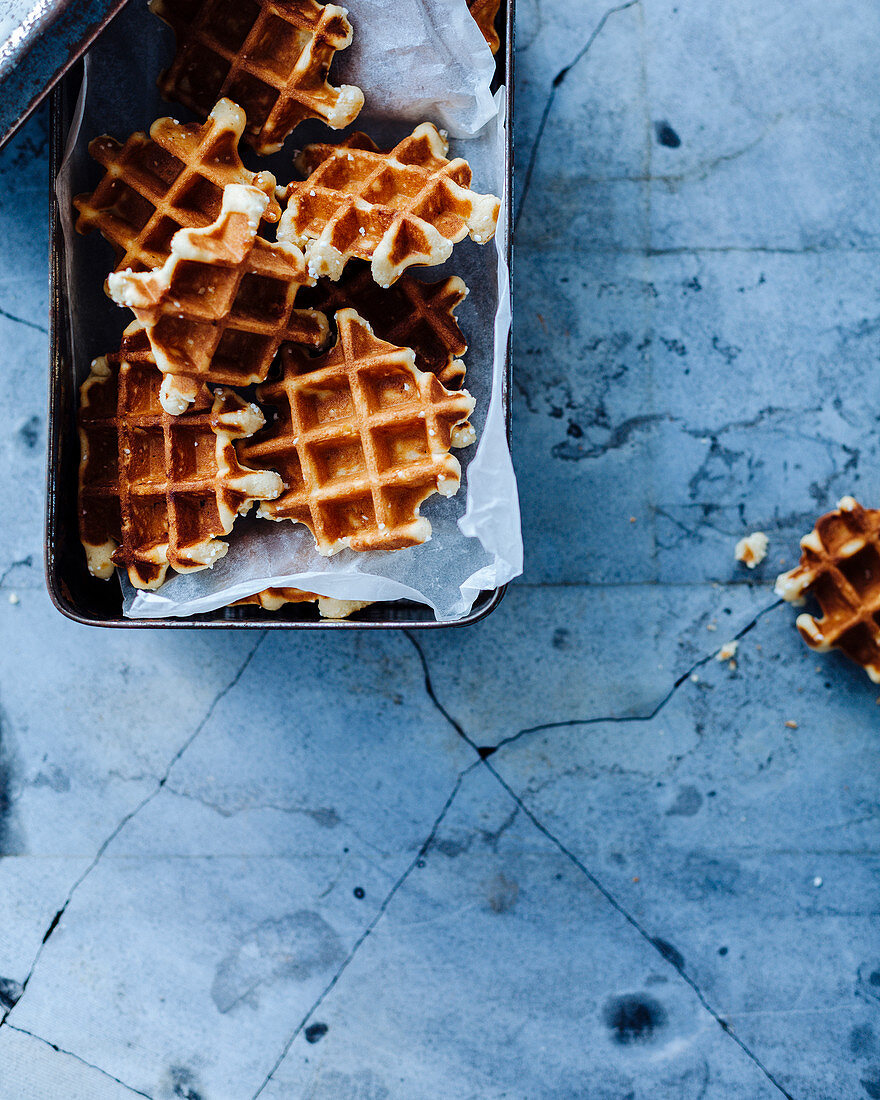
603, 993, 668, 1045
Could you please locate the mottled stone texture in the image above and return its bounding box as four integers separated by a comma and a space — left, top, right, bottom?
0, 1, 879, 1098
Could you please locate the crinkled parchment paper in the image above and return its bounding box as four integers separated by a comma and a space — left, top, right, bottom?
57, 0, 521, 622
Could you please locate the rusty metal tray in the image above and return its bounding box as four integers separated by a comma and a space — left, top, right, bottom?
45, 0, 514, 629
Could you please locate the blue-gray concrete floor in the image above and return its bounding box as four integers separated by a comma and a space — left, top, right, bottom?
1, 1, 879, 1098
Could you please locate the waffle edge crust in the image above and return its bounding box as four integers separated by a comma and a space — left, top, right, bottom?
149, 0, 365, 154
108, 183, 328, 414
78, 346, 283, 590
73, 99, 280, 282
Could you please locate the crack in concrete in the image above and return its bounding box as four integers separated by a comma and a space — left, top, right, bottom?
653, 504, 819, 545
5, 1023, 154, 1098
516, 245, 880, 256
551, 413, 668, 461
409, 601, 783, 759
0, 557, 33, 590
575, 114, 785, 188
403, 605, 797, 1100
647, 245, 880, 256
522, 387, 851, 469
250, 772, 467, 1099
164, 784, 345, 830
480, 759, 797, 1100
514, 0, 642, 232
0, 632, 268, 1030
0, 307, 47, 335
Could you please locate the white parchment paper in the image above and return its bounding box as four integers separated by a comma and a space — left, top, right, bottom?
58, 0, 521, 622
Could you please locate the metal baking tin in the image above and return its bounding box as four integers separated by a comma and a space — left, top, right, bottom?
46, 1, 514, 629
0, 0, 129, 150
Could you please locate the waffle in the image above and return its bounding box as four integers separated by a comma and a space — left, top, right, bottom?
278, 123, 500, 287
775, 496, 880, 682
150, 0, 364, 155
74, 99, 280, 281
238, 308, 476, 554
108, 184, 329, 415
299, 262, 468, 388
233, 588, 372, 617
78, 332, 282, 590
468, 0, 501, 53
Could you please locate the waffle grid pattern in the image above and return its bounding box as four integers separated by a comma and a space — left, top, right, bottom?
301, 263, 468, 386
109, 186, 328, 402
79, 349, 280, 589
238, 309, 475, 554
280, 124, 500, 287
150, 0, 364, 154
776, 496, 880, 682
74, 99, 279, 278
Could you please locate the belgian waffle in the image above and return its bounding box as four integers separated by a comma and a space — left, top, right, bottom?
150, 0, 364, 154
233, 588, 372, 617
78, 332, 282, 589
278, 123, 500, 286
74, 99, 280, 282
776, 496, 880, 682
299, 262, 468, 388
468, 0, 501, 53
237, 308, 476, 554
108, 184, 328, 414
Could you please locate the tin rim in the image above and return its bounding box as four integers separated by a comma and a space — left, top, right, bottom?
45, 0, 514, 629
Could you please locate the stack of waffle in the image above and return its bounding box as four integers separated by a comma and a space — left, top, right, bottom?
74, 0, 500, 618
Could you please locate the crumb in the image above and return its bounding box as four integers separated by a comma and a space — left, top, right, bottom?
785, 720, 798, 729
812, 876, 822, 888
716, 640, 738, 662
8, 593, 19, 605
728, 659, 737, 671
690, 673, 700, 683
632, 876, 640, 883
735, 531, 769, 568
706, 621, 718, 632
629, 516, 637, 523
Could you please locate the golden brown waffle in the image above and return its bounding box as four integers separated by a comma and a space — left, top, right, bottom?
278, 123, 500, 287
776, 496, 880, 682
299, 262, 468, 388
468, 0, 501, 53
78, 331, 282, 590
150, 0, 364, 155
109, 184, 329, 415
74, 99, 280, 281
238, 308, 476, 554
233, 588, 372, 617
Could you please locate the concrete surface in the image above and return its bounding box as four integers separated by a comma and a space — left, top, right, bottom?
0, 0, 879, 1097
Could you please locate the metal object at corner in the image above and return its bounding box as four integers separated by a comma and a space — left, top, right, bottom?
45, 0, 515, 630
0, 0, 129, 150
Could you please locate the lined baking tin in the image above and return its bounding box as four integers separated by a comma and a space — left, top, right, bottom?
45, 0, 514, 629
